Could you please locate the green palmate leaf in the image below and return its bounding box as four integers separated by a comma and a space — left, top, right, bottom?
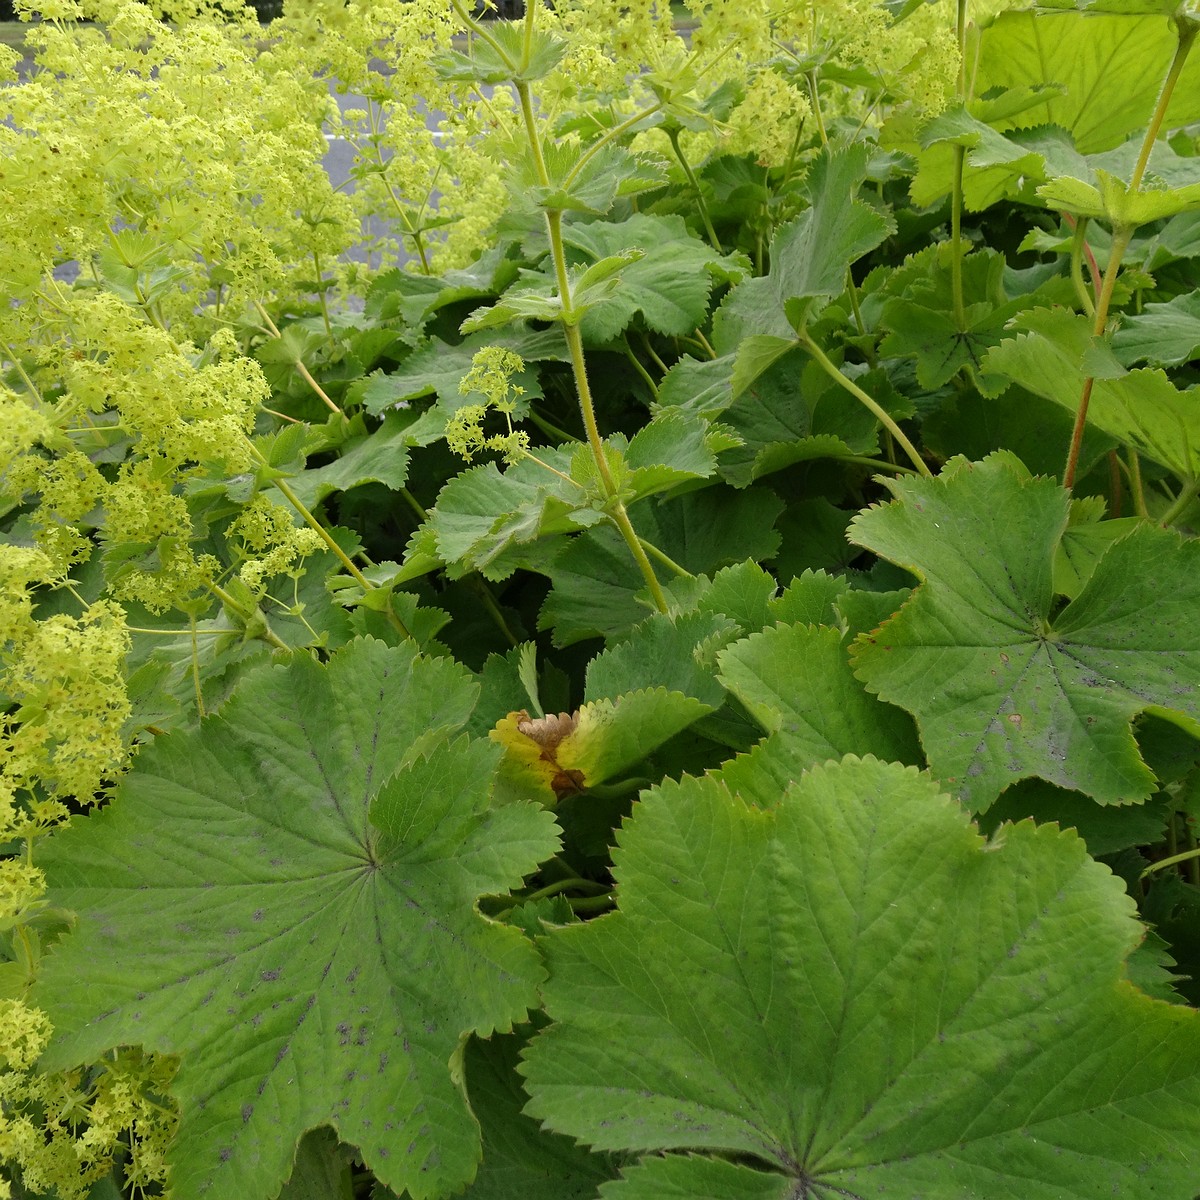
967, 9, 1200, 153
33, 640, 559, 1200
849, 453, 1200, 809
624, 409, 722, 499
725, 337, 792, 401
434, 24, 568, 84
908, 9, 1200, 206
561, 214, 749, 342
1054, 512, 1144, 599
469, 643, 573, 740
566, 254, 647, 327
717, 622, 921, 766
772, 505, 859, 578
690, 560, 780, 632
714, 143, 894, 361
522, 755, 1200, 1199
879, 248, 1053, 388
717, 348, 816, 478
537, 523, 651, 646
395, 522, 445, 585
1112, 289, 1200, 365
922, 385, 1116, 482
982, 308, 1200, 478
1036, 0, 1190, 15
538, 490, 783, 646
1038, 160, 1200, 226
656, 354, 737, 418
429, 448, 594, 581
645, 489, 785, 580
277, 1129, 350, 1200
362, 266, 498, 329
585, 610, 740, 709
460, 287, 566, 332
981, 778, 1169, 857
461, 252, 648, 333
769, 567, 851, 625
1136, 209, 1200, 268
600, 1153, 793, 1200
912, 118, 1200, 216
285, 411, 422, 508
718, 350, 902, 487
509, 142, 667, 219
909, 107, 1053, 211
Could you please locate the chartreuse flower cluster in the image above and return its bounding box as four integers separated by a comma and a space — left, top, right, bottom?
1, 0, 358, 342
446, 347, 531, 465
0, 1026, 177, 1200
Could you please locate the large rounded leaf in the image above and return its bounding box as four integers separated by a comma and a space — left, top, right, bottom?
521, 755, 1200, 1199
34, 639, 560, 1200
849, 452, 1200, 809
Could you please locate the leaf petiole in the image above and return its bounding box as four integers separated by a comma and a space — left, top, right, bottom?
798, 332, 931, 477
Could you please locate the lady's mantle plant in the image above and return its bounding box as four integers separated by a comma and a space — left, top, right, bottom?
3, 0, 1200, 1197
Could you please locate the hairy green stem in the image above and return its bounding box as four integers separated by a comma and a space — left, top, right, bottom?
1068, 216, 1096, 318
360, 99, 436, 275
449, 0, 510, 62
1127, 449, 1148, 518
527, 406, 578, 443
400, 487, 428, 522
845, 271, 869, 346
311, 251, 334, 340
1063, 224, 1132, 489
610, 504, 670, 612
0, 340, 44, 402
950, 145, 968, 329
1141, 845, 1200, 879
948, 0, 970, 329
467, 574, 520, 648
564, 101, 663, 188
271, 477, 371, 590
189, 612, 205, 719
253, 301, 345, 418
503, 876, 610, 911
637, 536, 694, 579
624, 342, 660, 398
253, 456, 413, 640
839, 454, 920, 476
509, 33, 667, 612
1107, 450, 1123, 518
799, 333, 931, 477
1158, 476, 1198, 528
207, 582, 291, 651
665, 127, 720, 250
693, 327, 717, 359
1131, 17, 1198, 192
639, 331, 669, 375
1065, 22, 1198, 489
806, 71, 828, 145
